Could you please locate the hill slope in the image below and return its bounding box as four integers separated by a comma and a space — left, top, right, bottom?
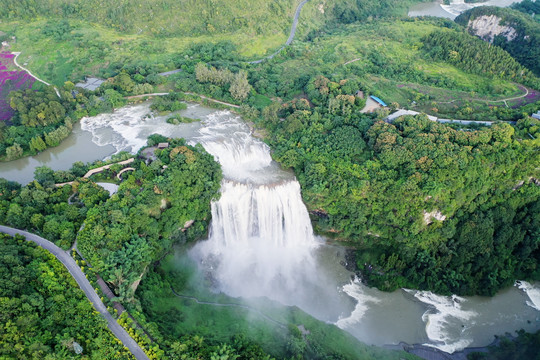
455, 6, 540, 75
0, 0, 426, 38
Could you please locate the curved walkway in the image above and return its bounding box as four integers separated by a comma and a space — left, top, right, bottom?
436, 85, 530, 108
170, 287, 286, 328
12, 52, 61, 98
117, 167, 135, 181
0, 225, 150, 360
55, 158, 135, 187
248, 0, 310, 64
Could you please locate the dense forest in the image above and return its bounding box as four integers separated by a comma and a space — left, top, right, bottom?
257, 74, 540, 296
77, 136, 222, 303
422, 29, 539, 89
0, 0, 426, 37
512, 0, 540, 20
0, 232, 133, 359
455, 5, 540, 76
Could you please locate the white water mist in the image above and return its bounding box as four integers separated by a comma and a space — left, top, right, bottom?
188, 111, 323, 306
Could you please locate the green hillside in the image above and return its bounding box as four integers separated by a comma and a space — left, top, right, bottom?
0, 0, 426, 37
0, 0, 426, 86
455, 6, 540, 76
0, 0, 299, 37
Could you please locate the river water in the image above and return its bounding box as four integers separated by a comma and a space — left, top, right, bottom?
1, 103, 538, 354
409, 0, 523, 19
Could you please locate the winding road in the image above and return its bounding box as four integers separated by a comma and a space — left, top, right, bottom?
248, 0, 310, 64
0, 225, 150, 360
12, 52, 61, 98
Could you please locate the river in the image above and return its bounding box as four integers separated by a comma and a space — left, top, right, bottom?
409, 0, 523, 19
1, 102, 538, 354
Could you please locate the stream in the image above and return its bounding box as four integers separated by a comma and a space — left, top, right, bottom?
0, 102, 538, 354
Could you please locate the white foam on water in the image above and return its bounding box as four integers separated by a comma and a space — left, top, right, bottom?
441, 0, 479, 17
189, 111, 274, 181
407, 290, 477, 353
441, 0, 523, 17
336, 277, 381, 329
515, 281, 540, 311
80, 104, 153, 153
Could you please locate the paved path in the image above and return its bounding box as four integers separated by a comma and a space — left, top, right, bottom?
343, 57, 362, 66
117, 167, 135, 180
0, 225, 150, 360
12, 52, 61, 98
387, 109, 516, 126
248, 0, 310, 64
158, 69, 182, 77
55, 158, 135, 187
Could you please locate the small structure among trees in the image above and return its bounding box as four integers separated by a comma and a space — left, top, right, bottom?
75, 77, 105, 91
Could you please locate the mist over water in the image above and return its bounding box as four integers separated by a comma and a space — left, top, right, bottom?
187, 110, 352, 319
64, 103, 539, 353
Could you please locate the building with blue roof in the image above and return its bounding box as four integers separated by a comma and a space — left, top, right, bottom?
370, 95, 387, 107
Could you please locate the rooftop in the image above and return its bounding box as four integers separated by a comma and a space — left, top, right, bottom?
75, 77, 105, 91
370, 95, 387, 107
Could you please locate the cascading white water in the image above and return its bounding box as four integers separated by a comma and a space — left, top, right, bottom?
207, 181, 316, 249
188, 111, 322, 306
404, 289, 477, 354
516, 281, 540, 311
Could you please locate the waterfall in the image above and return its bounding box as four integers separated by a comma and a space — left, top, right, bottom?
66, 103, 540, 352
207, 181, 316, 248
189, 111, 321, 304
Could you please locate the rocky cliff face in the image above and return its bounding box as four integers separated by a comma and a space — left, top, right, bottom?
468, 15, 518, 43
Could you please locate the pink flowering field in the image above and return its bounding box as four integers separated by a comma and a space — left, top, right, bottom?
0, 52, 35, 122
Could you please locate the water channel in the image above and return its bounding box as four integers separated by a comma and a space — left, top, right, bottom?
409, 0, 523, 19
0, 103, 538, 354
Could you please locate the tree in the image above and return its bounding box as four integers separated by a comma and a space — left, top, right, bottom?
5, 143, 23, 160
30, 136, 47, 153
34, 166, 55, 188
230, 70, 251, 101
114, 73, 135, 93
104, 89, 125, 109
